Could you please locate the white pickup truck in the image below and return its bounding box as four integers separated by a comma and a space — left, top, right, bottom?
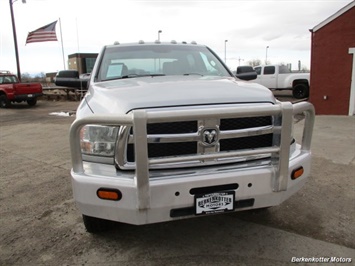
56, 41, 314, 233
253, 65, 310, 99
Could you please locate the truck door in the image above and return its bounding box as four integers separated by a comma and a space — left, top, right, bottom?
261, 66, 277, 89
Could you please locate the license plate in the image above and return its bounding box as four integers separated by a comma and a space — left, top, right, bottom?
28, 94, 33, 97
195, 191, 235, 215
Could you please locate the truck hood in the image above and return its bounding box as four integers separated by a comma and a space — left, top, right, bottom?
84, 76, 275, 114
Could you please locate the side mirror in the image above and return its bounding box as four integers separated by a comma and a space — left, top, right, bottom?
236, 72, 257, 81
236, 66, 255, 74
235, 66, 257, 81
54, 70, 89, 89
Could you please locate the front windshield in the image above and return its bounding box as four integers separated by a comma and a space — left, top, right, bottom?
96, 44, 231, 81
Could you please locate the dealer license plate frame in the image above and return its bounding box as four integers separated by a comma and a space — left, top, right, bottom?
195, 191, 235, 215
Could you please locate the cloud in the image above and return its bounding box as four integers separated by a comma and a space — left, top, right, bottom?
1, 0, 352, 73
262, 33, 283, 42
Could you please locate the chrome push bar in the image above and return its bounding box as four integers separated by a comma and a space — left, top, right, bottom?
69, 101, 314, 210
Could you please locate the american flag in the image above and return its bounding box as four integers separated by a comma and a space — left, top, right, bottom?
26, 21, 58, 44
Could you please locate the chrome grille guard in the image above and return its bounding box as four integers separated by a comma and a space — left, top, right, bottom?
70, 101, 315, 209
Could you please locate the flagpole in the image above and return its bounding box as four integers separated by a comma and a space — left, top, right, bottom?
76, 18, 81, 73
9, 0, 21, 81
58, 17, 66, 70
76, 18, 84, 98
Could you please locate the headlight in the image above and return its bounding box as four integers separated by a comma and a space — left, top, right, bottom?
80, 125, 119, 157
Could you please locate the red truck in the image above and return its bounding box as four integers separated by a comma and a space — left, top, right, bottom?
0, 71, 43, 108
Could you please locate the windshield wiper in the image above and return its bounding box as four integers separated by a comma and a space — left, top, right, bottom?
138, 74, 166, 77
183, 73, 204, 76
101, 76, 128, 81
102, 74, 165, 81
118, 74, 141, 79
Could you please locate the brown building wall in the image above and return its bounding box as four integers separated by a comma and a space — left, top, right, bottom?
68, 57, 81, 72
310, 6, 355, 115
68, 53, 98, 74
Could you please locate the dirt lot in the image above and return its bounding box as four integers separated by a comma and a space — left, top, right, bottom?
0, 99, 354, 265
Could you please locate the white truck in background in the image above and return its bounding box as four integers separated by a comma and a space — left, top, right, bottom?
253, 65, 310, 99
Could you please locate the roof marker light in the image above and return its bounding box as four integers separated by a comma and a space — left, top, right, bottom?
171, 40, 177, 44
138, 40, 145, 44
191, 41, 197, 45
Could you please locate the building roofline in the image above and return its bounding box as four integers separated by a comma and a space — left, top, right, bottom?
68, 53, 98, 58
312, 1, 355, 32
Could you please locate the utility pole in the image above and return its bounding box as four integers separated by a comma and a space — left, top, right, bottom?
265, 46, 269, 65
238, 57, 244, 66
158, 30, 162, 42
9, 0, 26, 81
224, 40, 228, 63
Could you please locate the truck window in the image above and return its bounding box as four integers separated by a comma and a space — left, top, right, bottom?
199, 52, 222, 75
254, 67, 261, 75
0, 75, 17, 84
263, 66, 275, 75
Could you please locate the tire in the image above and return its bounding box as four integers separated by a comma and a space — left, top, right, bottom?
0, 94, 11, 108
82, 215, 114, 233
292, 84, 309, 99
27, 98, 37, 106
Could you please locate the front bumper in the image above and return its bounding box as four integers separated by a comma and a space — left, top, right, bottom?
72, 150, 311, 225
69, 102, 315, 225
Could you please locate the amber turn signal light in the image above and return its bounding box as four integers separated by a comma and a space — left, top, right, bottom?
291, 166, 304, 180
97, 188, 122, 201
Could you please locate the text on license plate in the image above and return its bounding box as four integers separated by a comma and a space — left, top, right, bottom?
195, 191, 235, 215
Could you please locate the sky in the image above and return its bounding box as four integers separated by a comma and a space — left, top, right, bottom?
0, 0, 353, 75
